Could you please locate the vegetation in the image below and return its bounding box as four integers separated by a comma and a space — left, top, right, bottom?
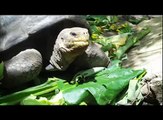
0, 60, 146, 105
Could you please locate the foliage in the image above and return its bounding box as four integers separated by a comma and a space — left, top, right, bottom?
0, 60, 146, 105
116, 76, 146, 105
62, 60, 145, 105
21, 92, 66, 105
85, 15, 151, 60
114, 27, 151, 59
86, 15, 134, 38
0, 78, 64, 105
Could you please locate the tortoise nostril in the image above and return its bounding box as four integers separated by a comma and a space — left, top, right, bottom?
83, 32, 87, 35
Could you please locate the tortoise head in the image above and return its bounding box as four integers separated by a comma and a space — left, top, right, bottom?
56, 27, 90, 53
46, 27, 90, 71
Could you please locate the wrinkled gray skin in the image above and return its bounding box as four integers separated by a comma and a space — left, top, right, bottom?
70, 42, 110, 72
0, 16, 109, 89
46, 27, 90, 71
2, 49, 42, 88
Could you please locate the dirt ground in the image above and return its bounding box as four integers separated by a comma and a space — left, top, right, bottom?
122, 16, 162, 105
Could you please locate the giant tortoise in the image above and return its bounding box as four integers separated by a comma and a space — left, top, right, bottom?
0, 15, 110, 88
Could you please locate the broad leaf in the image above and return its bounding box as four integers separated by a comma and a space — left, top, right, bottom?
0, 78, 63, 105
61, 60, 145, 105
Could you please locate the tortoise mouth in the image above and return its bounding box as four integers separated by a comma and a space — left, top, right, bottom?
65, 39, 89, 49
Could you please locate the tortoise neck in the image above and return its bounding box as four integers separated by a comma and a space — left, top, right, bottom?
49, 44, 76, 71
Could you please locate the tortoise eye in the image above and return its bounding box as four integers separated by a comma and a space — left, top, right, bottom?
70, 32, 77, 36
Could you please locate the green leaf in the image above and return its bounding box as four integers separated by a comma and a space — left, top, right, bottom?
116, 79, 144, 105
0, 78, 64, 105
115, 27, 151, 59
118, 23, 133, 34
96, 69, 144, 104
107, 16, 119, 23
95, 59, 122, 76
63, 86, 97, 105
86, 15, 108, 26
21, 94, 51, 105
71, 67, 105, 84
93, 33, 131, 54
90, 25, 102, 34
61, 60, 145, 105
21, 92, 66, 105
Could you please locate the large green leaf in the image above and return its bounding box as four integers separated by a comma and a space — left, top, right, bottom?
62, 60, 145, 105
94, 69, 144, 104
63, 86, 97, 105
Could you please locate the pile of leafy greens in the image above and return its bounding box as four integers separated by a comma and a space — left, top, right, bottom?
0, 60, 146, 105
0, 15, 150, 105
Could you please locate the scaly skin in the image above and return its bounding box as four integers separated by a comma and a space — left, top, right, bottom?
2, 49, 42, 88
46, 27, 90, 71
69, 42, 110, 72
